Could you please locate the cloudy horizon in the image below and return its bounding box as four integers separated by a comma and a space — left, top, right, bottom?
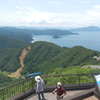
1, 0, 100, 28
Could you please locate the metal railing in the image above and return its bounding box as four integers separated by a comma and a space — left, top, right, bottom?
0, 73, 99, 100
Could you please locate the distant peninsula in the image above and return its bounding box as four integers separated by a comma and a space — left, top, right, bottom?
32, 29, 78, 35
0, 26, 78, 42
69, 26, 100, 31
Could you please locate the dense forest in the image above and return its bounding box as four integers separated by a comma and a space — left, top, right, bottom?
0, 34, 30, 49
1, 40, 100, 75
22, 41, 100, 75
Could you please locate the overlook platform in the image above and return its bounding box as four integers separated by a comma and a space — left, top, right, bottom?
1, 73, 100, 100
24, 88, 98, 100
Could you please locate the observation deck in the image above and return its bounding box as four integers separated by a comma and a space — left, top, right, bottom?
25, 89, 98, 100
0, 73, 100, 100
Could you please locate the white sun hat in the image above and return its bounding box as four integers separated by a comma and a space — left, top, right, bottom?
35, 76, 41, 82
57, 82, 61, 85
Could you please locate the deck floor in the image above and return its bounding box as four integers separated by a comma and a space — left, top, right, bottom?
24, 89, 98, 100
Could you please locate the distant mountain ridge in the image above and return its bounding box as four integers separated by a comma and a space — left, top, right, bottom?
0, 26, 78, 42
69, 26, 100, 31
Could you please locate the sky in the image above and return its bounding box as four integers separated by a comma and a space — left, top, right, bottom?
1, 0, 100, 28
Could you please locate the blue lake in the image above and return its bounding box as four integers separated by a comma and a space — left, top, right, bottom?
32, 31, 100, 52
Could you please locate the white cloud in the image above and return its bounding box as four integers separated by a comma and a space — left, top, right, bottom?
93, 5, 100, 9
87, 10, 100, 16
16, 6, 24, 10
22, 10, 53, 23
86, 5, 100, 16
1, 0, 100, 27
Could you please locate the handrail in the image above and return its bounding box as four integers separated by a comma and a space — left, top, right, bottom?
0, 73, 99, 100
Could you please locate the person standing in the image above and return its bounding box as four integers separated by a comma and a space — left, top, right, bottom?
35, 76, 46, 100
52, 82, 66, 100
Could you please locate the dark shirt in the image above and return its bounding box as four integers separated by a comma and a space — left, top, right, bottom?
56, 86, 66, 96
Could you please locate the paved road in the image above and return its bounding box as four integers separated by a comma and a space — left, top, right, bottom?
90, 65, 100, 69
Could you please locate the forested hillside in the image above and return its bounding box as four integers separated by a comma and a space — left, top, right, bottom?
21, 41, 64, 75
0, 38, 100, 87
0, 73, 22, 88
0, 34, 30, 72
0, 35, 31, 87
0, 34, 30, 49
48, 66, 100, 75
0, 47, 22, 72
0, 37, 100, 75
21, 41, 100, 75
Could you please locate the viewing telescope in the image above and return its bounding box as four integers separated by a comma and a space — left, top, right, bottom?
27, 72, 41, 77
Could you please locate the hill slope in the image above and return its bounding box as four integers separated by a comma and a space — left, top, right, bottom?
0, 34, 30, 49
21, 41, 100, 75
0, 38, 100, 75
22, 41, 64, 74
0, 27, 33, 42
0, 35, 30, 72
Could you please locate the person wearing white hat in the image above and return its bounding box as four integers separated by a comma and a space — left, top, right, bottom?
35, 76, 46, 100
52, 82, 66, 100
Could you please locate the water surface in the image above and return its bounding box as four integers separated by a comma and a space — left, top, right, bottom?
32, 31, 100, 52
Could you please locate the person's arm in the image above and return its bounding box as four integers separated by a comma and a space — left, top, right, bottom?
60, 93, 66, 98
60, 87, 66, 98
52, 88, 57, 94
